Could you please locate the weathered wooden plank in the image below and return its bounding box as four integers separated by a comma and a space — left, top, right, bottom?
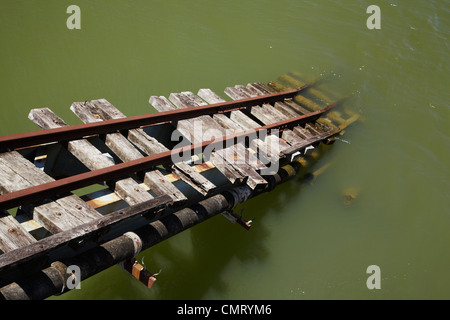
169, 92, 226, 143
28, 108, 68, 129
143, 170, 187, 204
104, 132, 144, 162
225, 86, 296, 146
293, 126, 315, 140
227, 85, 288, 124
149, 96, 177, 113
248, 83, 301, 119
263, 133, 292, 155
214, 146, 267, 190
199, 88, 261, 130
0, 210, 36, 253
23, 199, 86, 234
197, 89, 227, 104
247, 82, 273, 95
271, 78, 347, 125
90, 97, 216, 199
89, 99, 169, 156
226, 84, 319, 161
282, 130, 307, 145
172, 161, 216, 196
228, 141, 265, 171
225, 86, 274, 126
273, 101, 302, 118
29, 108, 115, 171
127, 128, 169, 155
90, 96, 212, 200
167, 92, 219, 195
172, 91, 257, 187
0, 151, 103, 225
67, 139, 115, 170
208, 152, 246, 185
114, 177, 155, 206
0, 157, 33, 195
71, 100, 159, 206
195, 90, 247, 184
29, 108, 154, 210
197, 89, 248, 133
70, 101, 107, 124
198, 88, 269, 187
0, 195, 171, 273
71, 101, 143, 162
90, 98, 127, 119
247, 82, 327, 144
229, 110, 261, 130
0, 149, 103, 233
0, 152, 53, 186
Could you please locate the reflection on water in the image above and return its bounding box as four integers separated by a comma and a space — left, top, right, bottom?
0, 0, 448, 299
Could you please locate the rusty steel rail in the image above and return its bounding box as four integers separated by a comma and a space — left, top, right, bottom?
0, 101, 340, 211
0, 87, 307, 153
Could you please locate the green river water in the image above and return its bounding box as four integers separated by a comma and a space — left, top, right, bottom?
0, 0, 448, 300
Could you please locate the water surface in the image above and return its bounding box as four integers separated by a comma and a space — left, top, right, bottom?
0, 0, 448, 299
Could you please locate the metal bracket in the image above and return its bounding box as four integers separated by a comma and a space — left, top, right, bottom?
118, 258, 161, 289
221, 208, 253, 230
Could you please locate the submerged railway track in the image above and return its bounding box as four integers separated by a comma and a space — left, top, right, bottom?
0, 73, 360, 299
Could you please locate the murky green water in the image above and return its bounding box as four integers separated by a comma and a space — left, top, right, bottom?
1, 0, 448, 300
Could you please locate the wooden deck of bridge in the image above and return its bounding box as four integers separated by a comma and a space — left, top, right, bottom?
0, 72, 359, 299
